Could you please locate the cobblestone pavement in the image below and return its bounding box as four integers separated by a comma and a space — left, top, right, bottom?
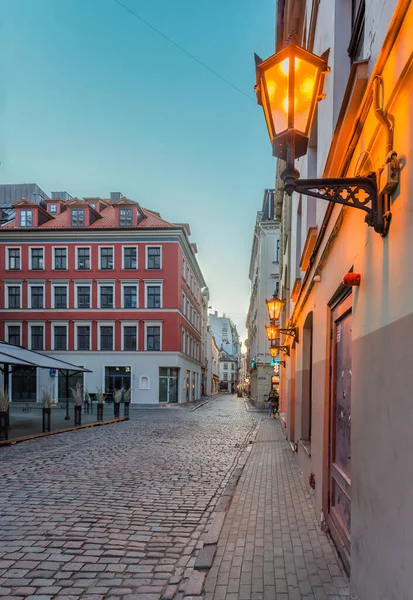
204, 418, 350, 600
0, 395, 258, 599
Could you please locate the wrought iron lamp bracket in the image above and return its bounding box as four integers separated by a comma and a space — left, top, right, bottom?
279, 328, 299, 343
281, 169, 392, 237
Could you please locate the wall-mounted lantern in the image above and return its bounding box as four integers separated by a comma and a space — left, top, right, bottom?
255, 33, 398, 236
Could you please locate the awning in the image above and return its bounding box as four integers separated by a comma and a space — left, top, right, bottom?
0, 341, 91, 372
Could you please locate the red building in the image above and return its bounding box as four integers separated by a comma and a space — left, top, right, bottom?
0, 195, 206, 405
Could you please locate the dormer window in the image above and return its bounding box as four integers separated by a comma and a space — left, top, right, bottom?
71, 209, 85, 226
48, 204, 57, 214
120, 208, 133, 226
89, 203, 96, 210
20, 209, 33, 227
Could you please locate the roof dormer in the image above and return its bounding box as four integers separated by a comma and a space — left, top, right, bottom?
83, 197, 109, 213
13, 198, 54, 228
45, 199, 66, 216
65, 198, 102, 227
112, 197, 145, 227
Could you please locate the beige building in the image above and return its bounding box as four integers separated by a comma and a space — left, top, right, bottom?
246, 189, 280, 406
261, 1, 413, 598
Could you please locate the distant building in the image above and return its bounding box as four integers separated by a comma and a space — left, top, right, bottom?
246, 189, 280, 405
208, 311, 241, 364
0, 183, 50, 225
218, 348, 238, 393
205, 327, 219, 396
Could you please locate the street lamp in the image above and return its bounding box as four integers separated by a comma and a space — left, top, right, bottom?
265, 295, 298, 342
269, 347, 278, 358
255, 33, 397, 236
265, 293, 284, 322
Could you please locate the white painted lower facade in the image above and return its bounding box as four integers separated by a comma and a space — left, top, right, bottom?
7, 351, 202, 405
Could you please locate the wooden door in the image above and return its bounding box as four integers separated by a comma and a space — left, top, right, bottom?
329, 293, 352, 571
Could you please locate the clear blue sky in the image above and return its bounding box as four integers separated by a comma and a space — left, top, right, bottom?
2, 0, 276, 343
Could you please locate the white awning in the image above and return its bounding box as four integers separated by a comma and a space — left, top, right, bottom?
0, 341, 91, 372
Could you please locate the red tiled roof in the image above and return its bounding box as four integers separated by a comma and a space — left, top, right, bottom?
2, 202, 182, 231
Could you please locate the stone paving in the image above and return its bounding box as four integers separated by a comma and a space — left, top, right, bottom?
0, 395, 257, 599
204, 418, 350, 600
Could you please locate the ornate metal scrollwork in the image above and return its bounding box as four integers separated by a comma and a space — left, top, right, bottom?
279, 328, 299, 343
281, 170, 391, 237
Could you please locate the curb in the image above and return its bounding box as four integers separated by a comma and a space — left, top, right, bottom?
181, 421, 260, 598
0, 417, 129, 447
191, 393, 224, 412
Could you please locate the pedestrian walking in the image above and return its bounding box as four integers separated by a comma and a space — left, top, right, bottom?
267, 388, 279, 418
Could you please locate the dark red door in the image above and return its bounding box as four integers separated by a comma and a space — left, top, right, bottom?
329, 293, 352, 571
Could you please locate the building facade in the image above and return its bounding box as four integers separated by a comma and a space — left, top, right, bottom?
273, 1, 413, 597
218, 348, 238, 393
208, 311, 241, 391
0, 194, 207, 405
246, 189, 280, 405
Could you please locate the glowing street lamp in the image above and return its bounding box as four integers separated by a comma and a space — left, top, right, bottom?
265, 294, 285, 322
266, 324, 278, 342
269, 347, 278, 358
254, 33, 396, 236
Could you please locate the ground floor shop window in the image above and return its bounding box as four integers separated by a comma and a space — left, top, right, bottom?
11, 367, 37, 402
159, 367, 179, 403
105, 366, 131, 400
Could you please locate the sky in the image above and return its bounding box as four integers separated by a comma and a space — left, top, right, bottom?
1, 0, 276, 343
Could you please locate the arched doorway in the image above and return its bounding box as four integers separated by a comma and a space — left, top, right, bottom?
301, 312, 313, 443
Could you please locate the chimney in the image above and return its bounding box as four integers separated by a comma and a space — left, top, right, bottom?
214, 311, 218, 316
110, 192, 123, 203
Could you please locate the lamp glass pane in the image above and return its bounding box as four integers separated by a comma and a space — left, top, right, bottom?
293, 57, 319, 135
266, 296, 284, 321
262, 57, 290, 134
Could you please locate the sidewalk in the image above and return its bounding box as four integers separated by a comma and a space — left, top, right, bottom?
204, 418, 350, 600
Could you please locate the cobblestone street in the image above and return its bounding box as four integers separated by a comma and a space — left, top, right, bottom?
0, 395, 257, 599
0, 395, 349, 600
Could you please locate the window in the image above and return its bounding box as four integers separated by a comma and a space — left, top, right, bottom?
182, 329, 186, 353
8, 325, 20, 346
54, 326, 67, 350
146, 326, 161, 351
54, 248, 67, 270
223, 373, 228, 381
147, 246, 161, 269
182, 259, 186, 277
7, 286, 21, 309
123, 247, 137, 269
223, 363, 228, 370
100, 286, 114, 309
31, 325, 44, 350
20, 210, 32, 227
146, 285, 161, 308
100, 247, 114, 270
54, 286, 67, 309
182, 293, 186, 313
123, 285, 137, 308
71, 209, 85, 226
120, 208, 133, 226
231, 363, 235, 370
100, 326, 114, 350
89, 202, 96, 210
77, 286, 91, 309
30, 286, 44, 309
48, 204, 57, 214
123, 326, 137, 350
77, 248, 90, 270
77, 325, 90, 351
276, 239, 280, 262
30, 248, 44, 270
348, 0, 365, 62
7, 248, 20, 270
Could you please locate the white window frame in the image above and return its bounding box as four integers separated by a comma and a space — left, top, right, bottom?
121, 321, 139, 351
51, 322, 69, 351
6, 247, 22, 271
98, 321, 115, 351
144, 321, 162, 351
51, 282, 69, 309
122, 245, 139, 270
145, 245, 162, 270
75, 321, 92, 351
28, 282, 46, 310
48, 203, 57, 214
144, 281, 163, 309
29, 246, 45, 270
98, 245, 115, 270
20, 209, 33, 227
71, 208, 85, 226
75, 246, 92, 271
98, 282, 115, 309
5, 322, 22, 346
182, 328, 186, 353
5, 282, 23, 309
74, 282, 92, 309
52, 246, 68, 270
28, 322, 45, 351
121, 282, 139, 309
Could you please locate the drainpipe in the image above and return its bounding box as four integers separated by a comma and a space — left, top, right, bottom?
373, 75, 393, 155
